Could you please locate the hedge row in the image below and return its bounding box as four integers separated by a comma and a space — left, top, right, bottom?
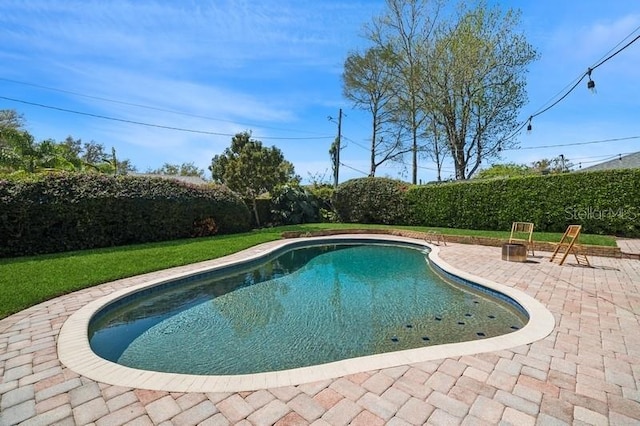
332, 170, 639, 237
0, 173, 251, 257
2, 169, 637, 258
406, 169, 640, 236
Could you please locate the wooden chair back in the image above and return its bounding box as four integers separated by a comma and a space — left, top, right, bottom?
509, 222, 535, 256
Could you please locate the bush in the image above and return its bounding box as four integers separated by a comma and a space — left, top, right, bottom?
308, 184, 336, 223
0, 173, 251, 257
332, 177, 410, 224
406, 169, 640, 236
271, 185, 319, 225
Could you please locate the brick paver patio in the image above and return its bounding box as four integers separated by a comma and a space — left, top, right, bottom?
1, 239, 639, 425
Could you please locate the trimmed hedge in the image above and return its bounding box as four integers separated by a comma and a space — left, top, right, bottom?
0, 173, 251, 257
406, 169, 640, 236
332, 177, 409, 224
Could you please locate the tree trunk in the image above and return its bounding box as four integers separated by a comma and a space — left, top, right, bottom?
454, 141, 466, 179
411, 115, 418, 184
412, 137, 417, 184
370, 117, 377, 177
252, 198, 261, 227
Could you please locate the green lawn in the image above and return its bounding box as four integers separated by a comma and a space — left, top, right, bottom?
0, 224, 617, 319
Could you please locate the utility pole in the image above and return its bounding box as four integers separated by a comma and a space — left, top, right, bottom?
329, 108, 343, 188
336, 108, 342, 186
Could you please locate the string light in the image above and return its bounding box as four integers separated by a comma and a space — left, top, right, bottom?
502, 26, 640, 140
586, 68, 596, 93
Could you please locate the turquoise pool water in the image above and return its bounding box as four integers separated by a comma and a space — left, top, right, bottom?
89, 243, 527, 375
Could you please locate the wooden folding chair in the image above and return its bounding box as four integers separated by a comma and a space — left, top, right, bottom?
549, 225, 590, 266
509, 222, 535, 256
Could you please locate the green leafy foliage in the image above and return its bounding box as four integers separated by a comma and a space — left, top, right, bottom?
406, 170, 640, 237
210, 131, 299, 226
332, 177, 409, 224
270, 185, 319, 225
309, 184, 336, 223
146, 162, 206, 179
474, 163, 534, 179
0, 124, 136, 176
0, 173, 251, 257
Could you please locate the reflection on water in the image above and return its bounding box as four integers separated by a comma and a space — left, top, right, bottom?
89, 244, 527, 375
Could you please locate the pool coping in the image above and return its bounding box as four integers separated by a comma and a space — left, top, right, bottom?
57, 234, 555, 393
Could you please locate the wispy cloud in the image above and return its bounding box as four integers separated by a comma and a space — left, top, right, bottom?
2, 1, 636, 182
0, 0, 376, 129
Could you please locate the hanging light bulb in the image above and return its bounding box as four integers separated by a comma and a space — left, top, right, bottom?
587, 68, 596, 93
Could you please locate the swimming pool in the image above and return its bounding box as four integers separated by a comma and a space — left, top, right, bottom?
88, 242, 527, 375
57, 235, 555, 392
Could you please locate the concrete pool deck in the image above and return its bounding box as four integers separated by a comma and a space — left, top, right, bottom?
1, 237, 640, 425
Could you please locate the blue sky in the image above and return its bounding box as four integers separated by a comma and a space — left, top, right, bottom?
1, 0, 639, 183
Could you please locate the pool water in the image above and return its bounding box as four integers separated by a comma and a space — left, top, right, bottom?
89, 244, 527, 375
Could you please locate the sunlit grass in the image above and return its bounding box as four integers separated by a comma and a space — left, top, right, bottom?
0, 224, 617, 319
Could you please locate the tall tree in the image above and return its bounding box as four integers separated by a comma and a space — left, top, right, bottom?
426, 2, 537, 179
343, 47, 409, 176
365, 0, 441, 184
79, 141, 136, 175
0, 128, 37, 173
531, 156, 572, 174
147, 162, 206, 179
209, 131, 298, 226
422, 115, 449, 181
0, 114, 136, 176
0, 109, 25, 131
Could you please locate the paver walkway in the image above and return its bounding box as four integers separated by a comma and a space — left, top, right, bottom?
617, 238, 640, 256
1, 241, 639, 425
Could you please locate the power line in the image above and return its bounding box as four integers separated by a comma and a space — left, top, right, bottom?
341, 135, 369, 151
591, 30, 640, 70
570, 151, 633, 162
0, 95, 333, 141
0, 77, 328, 136
377, 157, 456, 173
591, 25, 640, 67
531, 74, 586, 118
575, 153, 629, 166
339, 161, 369, 176
341, 135, 458, 173
503, 135, 640, 151
530, 75, 586, 120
